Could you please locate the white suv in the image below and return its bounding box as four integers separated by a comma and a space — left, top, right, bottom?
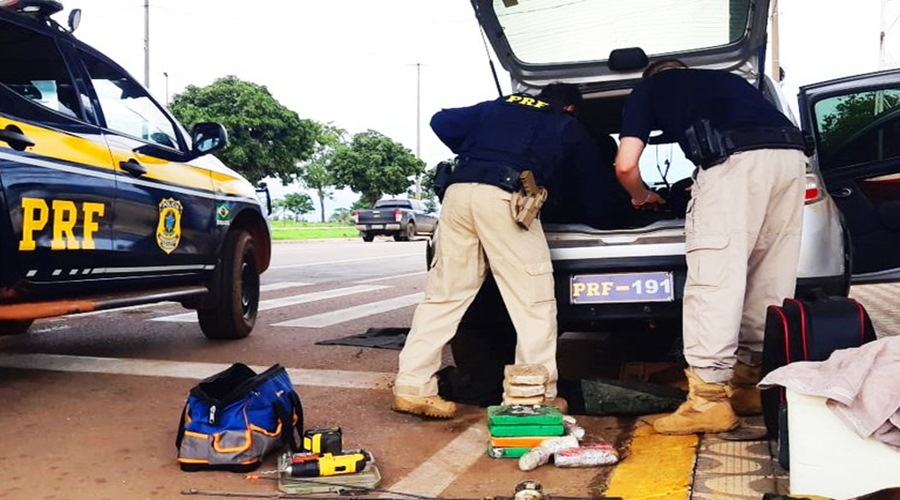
447, 0, 900, 370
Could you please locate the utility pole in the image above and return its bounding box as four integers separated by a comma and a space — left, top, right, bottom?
415, 62, 422, 199
770, 0, 781, 82
143, 0, 150, 88
163, 71, 169, 105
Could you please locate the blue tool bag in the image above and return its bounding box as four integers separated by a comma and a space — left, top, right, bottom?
176, 363, 303, 472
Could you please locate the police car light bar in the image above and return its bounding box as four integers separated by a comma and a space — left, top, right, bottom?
0, 0, 64, 17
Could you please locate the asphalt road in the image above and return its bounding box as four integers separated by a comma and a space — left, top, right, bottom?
1, 238, 897, 500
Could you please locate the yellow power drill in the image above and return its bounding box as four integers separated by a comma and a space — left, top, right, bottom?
282, 450, 372, 477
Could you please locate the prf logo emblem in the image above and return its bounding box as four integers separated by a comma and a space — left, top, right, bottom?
505, 95, 550, 109
156, 198, 183, 254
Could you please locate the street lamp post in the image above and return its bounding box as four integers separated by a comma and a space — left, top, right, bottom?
163, 71, 169, 105
415, 62, 422, 199
143, 0, 150, 88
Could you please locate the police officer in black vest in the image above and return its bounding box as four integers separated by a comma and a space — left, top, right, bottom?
391, 84, 589, 418
615, 59, 809, 435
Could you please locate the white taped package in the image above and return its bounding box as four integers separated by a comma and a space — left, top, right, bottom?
554, 442, 619, 467
787, 390, 900, 499
518, 435, 579, 471
504, 364, 548, 386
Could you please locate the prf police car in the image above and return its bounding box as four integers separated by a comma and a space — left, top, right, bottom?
0, 1, 271, 339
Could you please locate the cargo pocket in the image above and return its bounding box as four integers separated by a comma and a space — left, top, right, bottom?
685, 236, 729, 287
525, 261, 555, 304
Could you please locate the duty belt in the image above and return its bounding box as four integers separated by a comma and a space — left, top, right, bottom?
450, 159, 523, 193
686, 120, 813, 170
721, 127, 812, 156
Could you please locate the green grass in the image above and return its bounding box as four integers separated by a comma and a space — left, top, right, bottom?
270, 222, 359, 240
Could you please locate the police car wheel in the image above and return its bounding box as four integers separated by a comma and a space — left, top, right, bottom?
362, 233, 375, 242
0, 319, 33, 336
198, 230, 260, 340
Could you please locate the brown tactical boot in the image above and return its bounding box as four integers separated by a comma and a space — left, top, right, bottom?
653, 369, 739, 435
730, 361, 762, 416
545, 396, 568, 415
391, 394, 457, 419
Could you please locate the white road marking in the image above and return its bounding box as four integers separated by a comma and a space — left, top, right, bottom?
269, 253, 421, 270
0, 353, 393, 390
71, 302, 177, 318
259, 282, 312, 292
30, 325, 72, 334
354, 271, 427, 284
67, 283, 310, 319
388, 424, 488, 497
151, 285, 390, 323
273, 292, 424, 328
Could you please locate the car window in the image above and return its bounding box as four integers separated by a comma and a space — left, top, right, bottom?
78, 50, 181, 150
0, 18, 81, 118
611, 135, 694, 188
813, 87, 900, 171
374, 201, 411, 209
489, 0, 751, 66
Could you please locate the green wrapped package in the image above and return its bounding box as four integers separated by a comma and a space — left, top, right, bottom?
486, 405, 564, 426
487, 446, 530, 459
488, 423, 565, 437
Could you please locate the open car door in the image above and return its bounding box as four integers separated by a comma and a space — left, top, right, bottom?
800, 68, 900, 283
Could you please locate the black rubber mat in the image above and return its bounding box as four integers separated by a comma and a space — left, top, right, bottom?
315, 327, 410, 350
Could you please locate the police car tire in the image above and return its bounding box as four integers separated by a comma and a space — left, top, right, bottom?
197, 230, 259, 340
0, 319, 33, 336
362, 233, 375, 242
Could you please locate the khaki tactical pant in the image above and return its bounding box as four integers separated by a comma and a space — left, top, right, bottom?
394, 183, 559, 398
684, 149, 808, 383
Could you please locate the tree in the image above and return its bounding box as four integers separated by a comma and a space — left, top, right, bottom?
818, 90, 900, 163
329, 207, 354, 225
300, 123, 345, 222
329, 130, 425, 207
275, 192, 315, 221
170, 75, 317, 185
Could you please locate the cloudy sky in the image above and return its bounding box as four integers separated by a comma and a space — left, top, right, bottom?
61, 0, 900, 219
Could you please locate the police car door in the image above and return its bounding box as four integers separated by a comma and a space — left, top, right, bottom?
0, 14, 115, 287
800, 68, 900, 283
76, 48, 216, 276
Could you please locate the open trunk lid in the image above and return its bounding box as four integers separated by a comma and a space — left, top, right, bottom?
471, 0, 771, 89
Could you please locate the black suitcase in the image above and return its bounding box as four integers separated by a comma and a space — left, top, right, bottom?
761, 293, 877, 469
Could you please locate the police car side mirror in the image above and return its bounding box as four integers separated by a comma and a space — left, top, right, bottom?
191, 122, 228, 157
68, 9, 81, 32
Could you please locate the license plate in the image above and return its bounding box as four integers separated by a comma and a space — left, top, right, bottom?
370, 224, 383, 230
570, 272, 674, 304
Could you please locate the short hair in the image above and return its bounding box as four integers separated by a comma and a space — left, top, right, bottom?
642, 59, 688, 78
537, 83, 583, 109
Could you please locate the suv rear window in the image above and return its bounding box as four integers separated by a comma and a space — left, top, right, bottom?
490, 0, 751, 65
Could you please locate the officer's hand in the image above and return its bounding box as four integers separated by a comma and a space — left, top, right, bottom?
631, 190, 666, 211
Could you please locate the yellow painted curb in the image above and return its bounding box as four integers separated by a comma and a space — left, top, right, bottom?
604, 419, 699, 499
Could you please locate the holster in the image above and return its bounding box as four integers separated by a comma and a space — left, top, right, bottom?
684, 119, 728, 169
433, 161, 454, 202
510, 170, 548, 229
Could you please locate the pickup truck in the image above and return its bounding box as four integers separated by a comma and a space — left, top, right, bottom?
353, 199, 438, 242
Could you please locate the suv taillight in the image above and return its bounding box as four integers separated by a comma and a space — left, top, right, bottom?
352, 210, 359, 223
804, 175, 823, 204
394, 209, 402, 222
